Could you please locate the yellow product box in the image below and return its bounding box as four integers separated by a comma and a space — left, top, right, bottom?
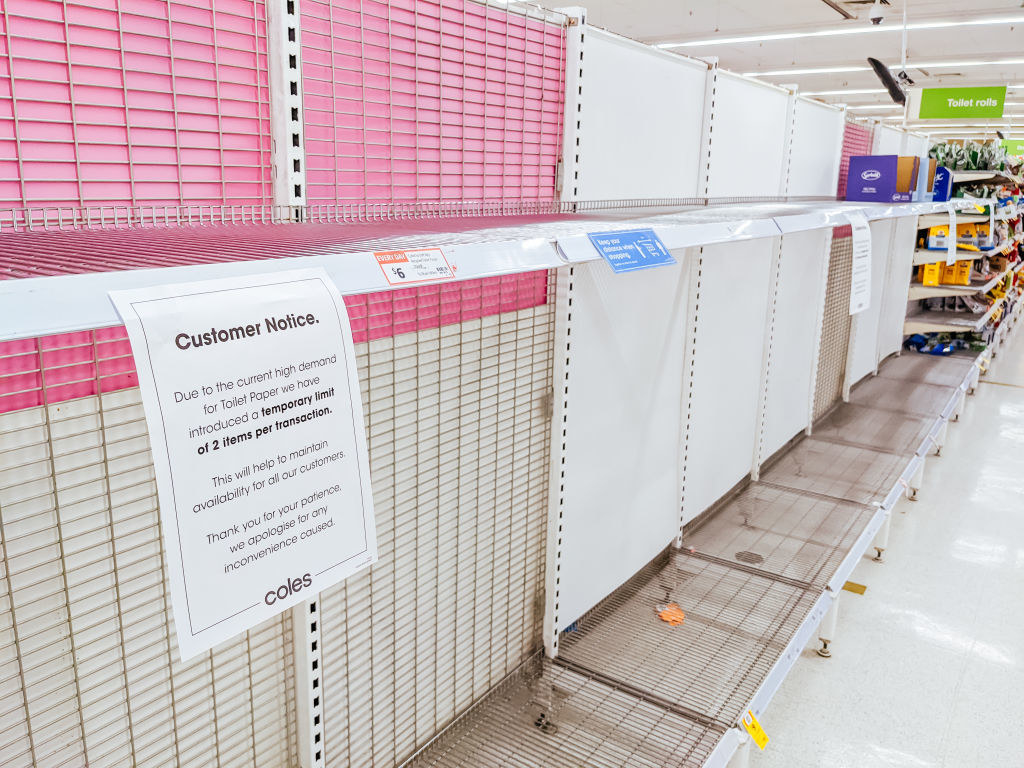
956, 222, 977, 246
921, 262, 942, 286
954, 260, 972, 285
941, 262, 959, 284
925, 224, 949, 250
972, 222, 991, 247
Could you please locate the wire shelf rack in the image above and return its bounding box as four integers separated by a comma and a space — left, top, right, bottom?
682, 484, 874, 589
811, 403, 933, 456
847, 376, 959, 418
557, 553, 817, 728
759, 437, 908, 505
406, 655, 724, 768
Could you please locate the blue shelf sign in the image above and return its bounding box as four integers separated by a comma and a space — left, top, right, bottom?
587, 228, 676, 273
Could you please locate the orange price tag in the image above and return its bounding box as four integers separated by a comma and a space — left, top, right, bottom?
374, 248, 454, 286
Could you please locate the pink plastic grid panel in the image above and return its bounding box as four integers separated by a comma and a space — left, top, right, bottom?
0, 327, 138, 413
836, 120, 874, 201
0, 271, 549, 414
0, 0, 272, 209
300, 0, 566, 204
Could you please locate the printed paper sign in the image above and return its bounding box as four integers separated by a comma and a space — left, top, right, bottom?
587, 228, 676, 273
375, 248, 454, 285
110, 268, 376, 660
848, 212, 872, 315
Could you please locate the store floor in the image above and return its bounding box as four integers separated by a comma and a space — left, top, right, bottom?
753, 332, 1024, 768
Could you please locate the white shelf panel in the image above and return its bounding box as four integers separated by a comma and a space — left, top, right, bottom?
951, 170, 999, 184
918, 212, 989, 227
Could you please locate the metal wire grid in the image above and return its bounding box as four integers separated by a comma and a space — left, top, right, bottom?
0, 198, 838, 281
682, 484, 874, 589
0, 381, 297, 767
847, 376, 958, 418
298, 0, 566, 205
556, 553, 818, 729
811, 402, 933, 456
0, 0, 273, 210
812, 233, 853, 422
319, 275, 556, 766
759, 437, 908, 506
836, 120, 873, 200
0, 195, 838, 235
0, 327, 137, 415
405, 655, 723, 768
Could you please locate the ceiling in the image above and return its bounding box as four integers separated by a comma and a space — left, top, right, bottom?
559, 0, 1024, 138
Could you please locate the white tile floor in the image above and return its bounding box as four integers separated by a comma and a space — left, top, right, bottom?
752, 331, 1024, 768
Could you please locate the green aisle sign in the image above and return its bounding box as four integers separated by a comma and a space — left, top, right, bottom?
918, 86, 1006, 119
1002, 139, 1024, 156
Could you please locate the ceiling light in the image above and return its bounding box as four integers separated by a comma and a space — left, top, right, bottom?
658, 15, 1024, 48
803, 88, 887, 96
744, 65, 869, 77
911, 58, 1024, 69
847, 104, 903, 110
744, 58, 1024, 78
868, 0, 886, 25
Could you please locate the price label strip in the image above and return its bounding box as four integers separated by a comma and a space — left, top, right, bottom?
847, 211, 872, 315
375, 248, 455, 286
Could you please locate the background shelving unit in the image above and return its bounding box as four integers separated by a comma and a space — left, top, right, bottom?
904, 170, 1022, 342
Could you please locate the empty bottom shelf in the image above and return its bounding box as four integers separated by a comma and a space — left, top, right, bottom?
874, 353, 974, 388
811, 403, 932, 456
408, 351, 981, 768
848, 375, 958, 417
759, 438, 907, 505
408, 656, 724, 768
682, 484, 874, 588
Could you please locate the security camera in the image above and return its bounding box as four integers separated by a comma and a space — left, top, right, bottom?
869, 0, 885, 24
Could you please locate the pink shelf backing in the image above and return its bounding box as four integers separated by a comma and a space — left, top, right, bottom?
836, 121, 874, 202
300, 0, 566, 204
0, 0, 273, 210
0, 270, 549, 414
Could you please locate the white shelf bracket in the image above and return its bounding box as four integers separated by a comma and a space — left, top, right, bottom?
267, 0, 307, 213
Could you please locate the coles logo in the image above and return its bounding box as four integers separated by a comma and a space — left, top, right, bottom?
861, 170, 881, 181
265, 573, 312, 605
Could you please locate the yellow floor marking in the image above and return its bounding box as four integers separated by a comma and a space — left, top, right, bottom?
842, 581, 867, 595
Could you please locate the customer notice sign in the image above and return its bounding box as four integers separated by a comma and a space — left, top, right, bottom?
111, 268, 376, 660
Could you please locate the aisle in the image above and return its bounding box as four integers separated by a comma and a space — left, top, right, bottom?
753, 332, 1024, 768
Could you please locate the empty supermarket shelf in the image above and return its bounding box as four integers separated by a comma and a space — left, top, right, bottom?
408, 350, 985, 768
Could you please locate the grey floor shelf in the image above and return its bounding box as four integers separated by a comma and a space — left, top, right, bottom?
407, 350, 986, 768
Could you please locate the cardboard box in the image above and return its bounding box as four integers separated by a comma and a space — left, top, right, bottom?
957, 223, 978, 247
914, 157, 938, 202
846, 155, 921, 202
974, 222, 994, 249
925, 224, 949, 250
931, 166, 953, 201
921, 262, 942, 286
990, 254, 1009, 273
955, 262, 969, 283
